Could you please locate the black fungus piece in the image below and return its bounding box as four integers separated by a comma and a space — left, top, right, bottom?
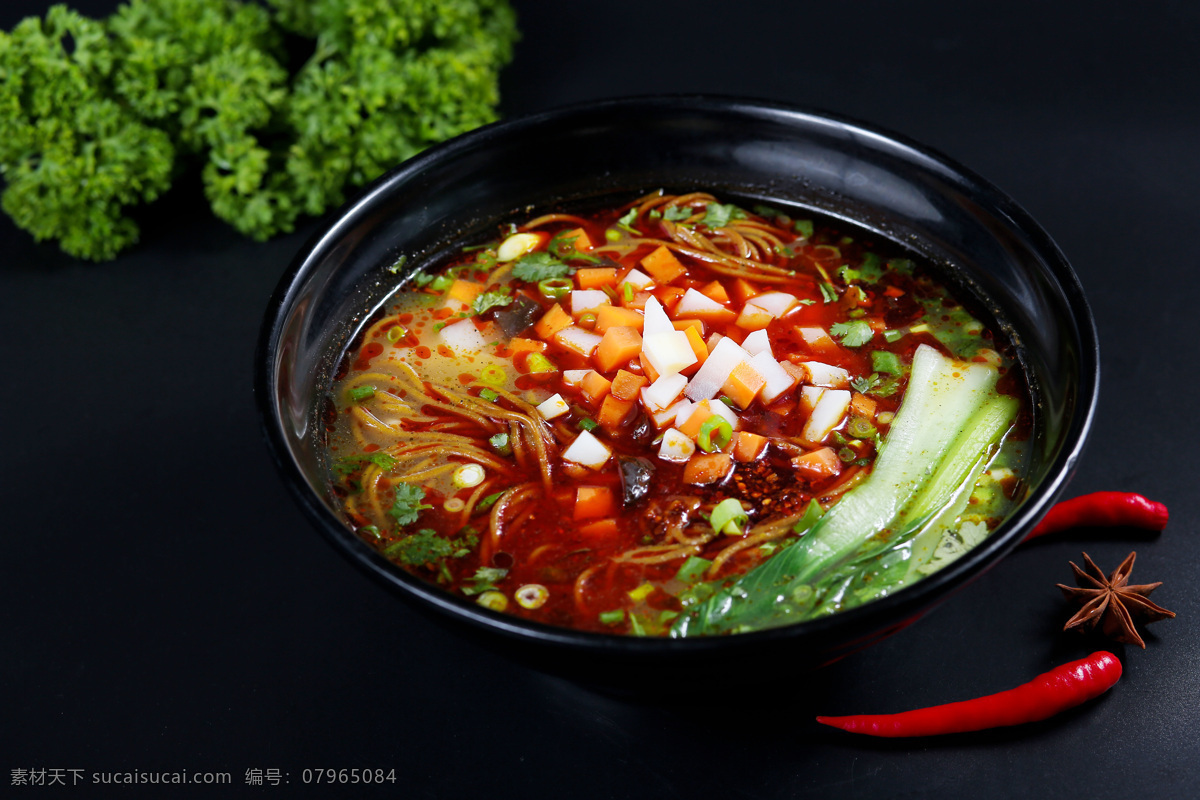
617, 455, 656, 506
492, 294, 542, 337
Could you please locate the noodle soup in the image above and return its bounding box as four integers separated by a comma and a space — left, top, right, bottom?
324, 192, 1029, 636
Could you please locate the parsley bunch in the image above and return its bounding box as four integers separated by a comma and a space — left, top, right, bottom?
0, 0, 519, 261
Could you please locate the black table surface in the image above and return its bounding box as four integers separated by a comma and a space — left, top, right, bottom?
4, 1, 1198, 797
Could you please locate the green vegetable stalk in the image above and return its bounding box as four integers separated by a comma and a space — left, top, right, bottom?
0, 0, 519, 261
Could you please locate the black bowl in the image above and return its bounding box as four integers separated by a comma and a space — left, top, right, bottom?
256, 96, 1098, 691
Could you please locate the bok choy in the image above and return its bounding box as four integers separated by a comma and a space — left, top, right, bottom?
670, 344, 1019, 637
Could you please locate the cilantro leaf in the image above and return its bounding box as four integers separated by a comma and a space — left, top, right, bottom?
511, 252, 570, 282
857, 252, 884, 283
384, 528, 454, 566
819, 282, 839, 304
471, 290, 512, 316
830, 320, 874, 347
850, 374, 880, 394
663, 205, 694, 222
702, 203, 747, 229
794, 219, 814, 238
388, 484, 432, 527
333, 452, 398, 476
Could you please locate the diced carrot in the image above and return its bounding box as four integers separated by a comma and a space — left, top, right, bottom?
509, 337, 547, 355
595, 325, 643, 373
683, 453, 735, 485
655, 285, 686, 312
732, 431, 768, 463
577, 517, 620, 539
638, 351, 660, 383
850, 392, 878, 418
446, 279, 484, 305
681, 325, 708, 375
560, 227, 594, 252
623, 291, 652, 310
597, 394, 636, 432
581, 370, 613, 406
672, 319, 705, 335
640, 245, 687, 283
884, 285, 905, 298
534, 303, 573, 340
699, 280, 730, 303
610, 369, 648, 401
576, 267, 618, 289
574, 486, 615, 520
792, 447, 842, 481
594, 304, 644, 333
722, 361, 766, 409
729, 278, 760, 304
780, 360, 807, 385
677, 400, 714, 439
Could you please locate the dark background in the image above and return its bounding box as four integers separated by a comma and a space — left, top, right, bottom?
3, 1, 1198, 797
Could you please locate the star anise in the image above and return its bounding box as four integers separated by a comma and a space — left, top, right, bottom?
1058, 551, 1175, 648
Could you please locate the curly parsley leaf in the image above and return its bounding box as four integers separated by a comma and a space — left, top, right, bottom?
511, 252, 570, 282
471, 290, 512, 316
388, 484, 432, 527
830, 320, 874, 347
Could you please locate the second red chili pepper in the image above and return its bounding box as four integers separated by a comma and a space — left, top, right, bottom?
1024, 491, 1168, 542
816, 651, 1122, 737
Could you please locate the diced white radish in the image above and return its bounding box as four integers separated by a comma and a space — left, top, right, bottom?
497, 232, 542, 262
553, 326, 603, 357
741, 329, 773, 357
658, 428, 696, 463
641, 373, 687, 412
799, 360, 851, 389
571, 289, 610, 316
797, 326, 836, 349
750, 351, 798, 404
642, 330, 697, 376
536, 393, 570, 420
669, 399, 695, 426
561, 430, 612, 469
674, 288, 728, 317
621, 268, 654, 290
753, 292, 798, 317
562, 369, 590, 388
705, 398, 741, 431
440, 297, 470, 315
801, 388, 851, 445
643, 297, 674, 337
437, 319, 490, 353
799, 385, 826, 415
686, 337, 751, 400
735, 303, 775, 331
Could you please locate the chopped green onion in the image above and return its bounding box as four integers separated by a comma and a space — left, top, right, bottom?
623, 282, 634, 302
605, 228, 622, 243
359, 524, 381, 539
717, 396, 735, 407
697, 415, 733, 453
710, 498, 749, 536
429, 275, 454, 293
627, 582, 655, 602
599, 609, 625, 626
444, 497, 466, 513
526, 353, 557, 374
476, 591, 508, 611
577, 418, 599, 432
837, 447, 857, 463
489, 432, 511, 455
452, 464, 486, 489
479, 388, 500, 403
348, 385, 375, 401
385, 325, 408, 343
479, 365, 507, 385
883, 329, 905, 343
578, 312, 597, 328
537, 277, 572, 299
515, 584, 549, 609
847, 416, 878, 439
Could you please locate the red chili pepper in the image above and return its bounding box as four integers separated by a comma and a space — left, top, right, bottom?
1024, 492, 1168, 542
816, 651, 1121, 737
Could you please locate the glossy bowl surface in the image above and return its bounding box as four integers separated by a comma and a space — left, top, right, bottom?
256, 96, 1098, 689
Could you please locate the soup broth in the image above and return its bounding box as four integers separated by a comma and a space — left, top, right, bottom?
324, 192, 1030, 636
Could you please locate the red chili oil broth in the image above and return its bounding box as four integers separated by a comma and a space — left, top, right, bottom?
323, 194, 1031, 635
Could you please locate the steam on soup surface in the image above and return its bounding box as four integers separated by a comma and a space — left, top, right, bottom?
325, 192, 1030, 636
